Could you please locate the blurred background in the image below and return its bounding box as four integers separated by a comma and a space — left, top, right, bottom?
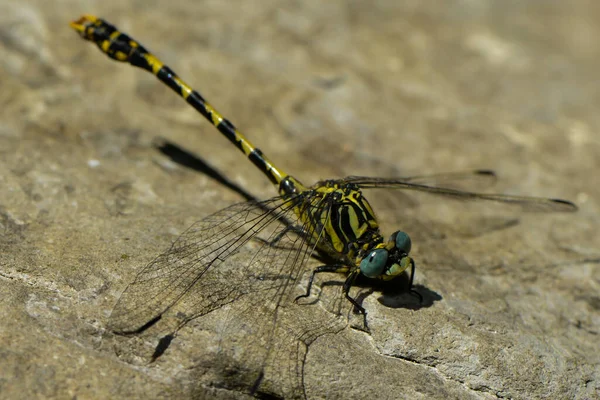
1, 1, 598, 399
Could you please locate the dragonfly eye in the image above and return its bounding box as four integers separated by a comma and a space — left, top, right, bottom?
359, 249, 389, 278
391, 231, 411, 254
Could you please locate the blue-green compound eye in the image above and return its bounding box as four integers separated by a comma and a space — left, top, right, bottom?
359, 249, 389, 278
394, 231, 411, 254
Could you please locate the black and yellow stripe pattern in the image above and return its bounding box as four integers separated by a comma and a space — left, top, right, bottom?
70, 15, 391, 274
308, 181, 381, 258
73, 15, 577, 398
70, 15, 287, 187
71, 15, 576, 322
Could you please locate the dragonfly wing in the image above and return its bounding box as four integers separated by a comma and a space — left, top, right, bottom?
105, 192, 351, 399
108, 195, 308, 335
341, 175, 577, 212
387, 169, 497, 190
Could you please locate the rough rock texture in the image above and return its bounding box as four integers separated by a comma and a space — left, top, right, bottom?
1, 1, 598, 399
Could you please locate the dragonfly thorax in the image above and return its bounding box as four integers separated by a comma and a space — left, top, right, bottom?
302, 181, 382, 259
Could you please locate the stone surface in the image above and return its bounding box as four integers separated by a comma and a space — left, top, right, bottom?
1, 1, 598, 399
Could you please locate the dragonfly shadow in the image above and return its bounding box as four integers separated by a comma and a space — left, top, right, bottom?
353, 274, 441, 311
317, 274, 440, 315
376, 284, 441, 310
153, 138, 259, 202
150, 332, 175, 362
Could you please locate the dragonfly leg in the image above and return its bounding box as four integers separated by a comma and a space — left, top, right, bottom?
342, 270, 371, 332
342, 270, 365, 315
294, 264, 347, 302
407, 259, 423, 303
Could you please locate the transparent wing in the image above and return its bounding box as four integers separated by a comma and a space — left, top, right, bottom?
106, 192, 351, 399
341, 172, 577, 212
108, 195, 306, 334
389, 169, 498, 190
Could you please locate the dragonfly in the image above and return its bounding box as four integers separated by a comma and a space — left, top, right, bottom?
70, 15, 578, 399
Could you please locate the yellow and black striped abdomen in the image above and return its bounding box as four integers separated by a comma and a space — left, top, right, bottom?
70, 15, 287, 187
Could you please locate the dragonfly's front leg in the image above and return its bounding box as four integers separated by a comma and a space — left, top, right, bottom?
294, 264, 349, 303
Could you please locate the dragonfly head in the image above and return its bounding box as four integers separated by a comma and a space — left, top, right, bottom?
359, 231, 413, 281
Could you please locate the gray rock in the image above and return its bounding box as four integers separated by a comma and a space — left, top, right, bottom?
1, 1, 598, 399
